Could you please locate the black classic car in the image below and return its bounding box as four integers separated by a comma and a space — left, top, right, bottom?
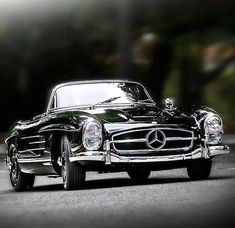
5, 80, 229, 191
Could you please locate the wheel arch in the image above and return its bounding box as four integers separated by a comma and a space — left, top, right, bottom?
44, 124, 82, 174
5, 134, 18, 157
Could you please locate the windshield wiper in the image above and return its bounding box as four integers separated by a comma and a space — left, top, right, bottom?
139, 98, 154, 102
92, 96, 121, 108
132, 99, 155, 105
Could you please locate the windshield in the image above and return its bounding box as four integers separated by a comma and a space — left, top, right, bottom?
54, 82, 153, 108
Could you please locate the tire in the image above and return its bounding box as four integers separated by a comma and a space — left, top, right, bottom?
127, 167, 151, 181
9, 145, 35, 192
187, 159, 212, 180
60, 135, 85, 190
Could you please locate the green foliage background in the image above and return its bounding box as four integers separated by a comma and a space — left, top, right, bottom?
0, 0, 235, 133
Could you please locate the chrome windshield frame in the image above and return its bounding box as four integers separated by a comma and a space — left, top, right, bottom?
46, 80, 155, 112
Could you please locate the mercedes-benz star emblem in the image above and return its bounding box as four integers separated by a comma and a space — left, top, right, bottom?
146, 130, 166, 150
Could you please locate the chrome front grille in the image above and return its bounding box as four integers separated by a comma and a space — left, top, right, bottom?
111, 128, 197, 155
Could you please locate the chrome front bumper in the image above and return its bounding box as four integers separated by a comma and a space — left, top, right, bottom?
69, 145, 230, 164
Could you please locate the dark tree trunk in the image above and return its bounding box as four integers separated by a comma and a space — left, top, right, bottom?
147, 41, 173, 102
179, 57, 204, 105
179, 55, 235, 106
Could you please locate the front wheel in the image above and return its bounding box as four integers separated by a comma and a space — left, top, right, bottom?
187, 159, 212, 180
60, 135, 85, 190
9, 145, 35, 191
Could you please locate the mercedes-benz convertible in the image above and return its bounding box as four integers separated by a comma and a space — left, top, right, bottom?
5, 80, 229, 191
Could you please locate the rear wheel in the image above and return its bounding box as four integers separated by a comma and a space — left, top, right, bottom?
9, 145, 35, 191
60, 135, 85, 190
187, 159, 212, 180
127, 167, 151, 181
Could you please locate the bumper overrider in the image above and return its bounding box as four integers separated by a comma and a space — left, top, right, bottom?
69, 144, 230, 164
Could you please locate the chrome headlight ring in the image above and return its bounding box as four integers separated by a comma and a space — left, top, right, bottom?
82, 120, 103, 150
204, 114, 223, 145
204, 114, 223, 133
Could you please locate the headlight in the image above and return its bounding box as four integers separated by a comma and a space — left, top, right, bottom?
205, 114, 223, 133
205, 114, 223, 145
82, 120, 102, 150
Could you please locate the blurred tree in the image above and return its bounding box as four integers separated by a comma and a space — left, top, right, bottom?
178, 39, 235, 105
147, 39, 173, 102
1, 0, 235, 133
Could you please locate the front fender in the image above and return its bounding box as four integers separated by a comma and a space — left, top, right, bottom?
5, 131, 18, 150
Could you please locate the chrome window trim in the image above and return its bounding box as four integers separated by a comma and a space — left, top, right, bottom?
132, 116, 156, 118
20, 135, 42, 140
18, 148, 46, 153
46, 80, 155, 112
28, 141, 46, 145
38, 128, 78, 133
17, 158, 51, 164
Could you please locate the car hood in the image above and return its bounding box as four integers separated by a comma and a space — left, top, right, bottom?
12, 104, 216, 136
51, 104, 212, 129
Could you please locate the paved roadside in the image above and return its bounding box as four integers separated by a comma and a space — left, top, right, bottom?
0, 144, 6, 154
223, 134, 235, 145
0, 147, 235, 228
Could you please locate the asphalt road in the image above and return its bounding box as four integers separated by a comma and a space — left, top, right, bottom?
0, 146, 235, 228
